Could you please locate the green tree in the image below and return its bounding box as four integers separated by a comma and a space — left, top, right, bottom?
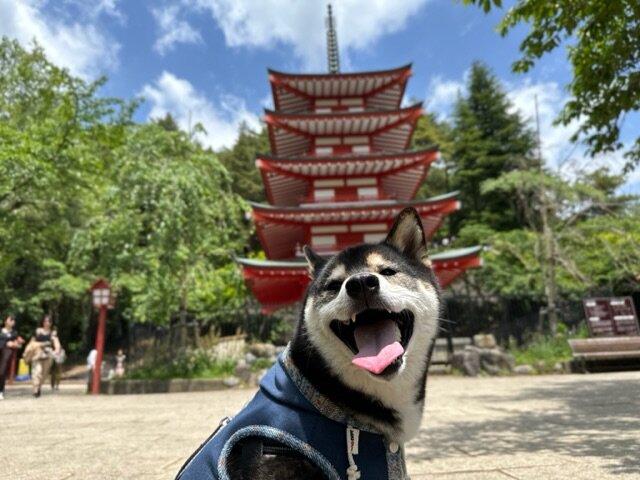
0, 38, 134, 336
216, 122, 270, 203
450, 62, 538, 238
71, 124, 251, 331
477, 166, 638, 332
410, 113, 455, 199
460, 0, 640, 172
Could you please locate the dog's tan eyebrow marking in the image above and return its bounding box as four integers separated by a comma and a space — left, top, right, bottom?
366, 252, 387, 270
327, 263, 346, 281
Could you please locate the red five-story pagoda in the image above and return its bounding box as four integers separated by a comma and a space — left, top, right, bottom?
237, 6, 482, 313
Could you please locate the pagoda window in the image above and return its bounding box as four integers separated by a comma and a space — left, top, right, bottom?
311, 225, 349, 234
348, 107, 364, 113
311, 235, 337, 248
314, 189, 335, 201
351, 223, 387, 233
352, 145, 370, 154
315, 146, 334, 155
316, 99, 338, 107
315, 107, 332, 113
343, 136, 368, 145
357, 187, 379, 199
316, 137, 340, 146
314, 179, 344, 188
364, 233, 386, 243
346, 177, 376, 186
340, 98, 364, 106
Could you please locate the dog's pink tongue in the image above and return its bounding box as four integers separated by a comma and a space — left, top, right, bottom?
352, 319, 404, 374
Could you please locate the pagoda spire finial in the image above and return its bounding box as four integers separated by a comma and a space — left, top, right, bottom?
325, 4, 340, 74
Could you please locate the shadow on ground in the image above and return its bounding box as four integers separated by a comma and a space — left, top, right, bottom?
408, 376, 640, 476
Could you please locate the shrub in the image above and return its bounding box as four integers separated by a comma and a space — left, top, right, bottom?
509, 322, 576, 373
122, 347, 235, 380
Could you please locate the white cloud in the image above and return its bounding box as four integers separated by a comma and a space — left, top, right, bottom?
425, 76, 464, 118
140, 71, 260, 150
65, 0, 125, 22
152, 5, 203, 56
0, 0, 120, 78
422, 72, 639, 193
165, 0, 430, 70
506, 80, 582, 171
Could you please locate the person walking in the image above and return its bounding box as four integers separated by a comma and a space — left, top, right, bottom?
0, 315, 25, 400
29, 315, 61, 398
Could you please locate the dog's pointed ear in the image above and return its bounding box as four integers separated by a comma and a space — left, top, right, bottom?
384, 208, 431, 266
303, 245, 325, 278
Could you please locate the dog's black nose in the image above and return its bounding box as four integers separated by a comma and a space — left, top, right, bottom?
346, 274, 379, 299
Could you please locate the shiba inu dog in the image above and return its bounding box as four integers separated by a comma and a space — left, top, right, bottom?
177, 207, 441, 480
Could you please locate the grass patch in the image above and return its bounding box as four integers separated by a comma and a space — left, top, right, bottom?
122, 349, 236, 381
251, 357, 275, 371
509, 322, 587, 373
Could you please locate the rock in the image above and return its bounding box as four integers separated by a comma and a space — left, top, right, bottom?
514, 364, 534, 375
456, 345, 481, 376
244, 352, 257, 365
553, 362, 565, 374
223, 376, 240, 388
473, 334, 497, 349
234, 360, 252, 383
481, 348, 514, 372
249, 343, 276, 358
451, 352, 465, 373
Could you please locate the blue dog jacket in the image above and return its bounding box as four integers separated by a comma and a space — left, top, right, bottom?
176, 347, 408, 480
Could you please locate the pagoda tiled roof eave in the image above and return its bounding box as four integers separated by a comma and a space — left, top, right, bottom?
249, 191, 460, 213
236, 246, 483, 269
264, 103, 423, 121
267, 63, 412, 81
256, 146, 439, 163
237, 246, 482, 312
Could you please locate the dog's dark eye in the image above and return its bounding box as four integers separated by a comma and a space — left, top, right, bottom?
380, 268, 397, 276
326, 280, 343, 292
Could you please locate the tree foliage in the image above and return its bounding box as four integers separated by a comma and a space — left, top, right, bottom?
70, 124, 251, 325
0, 37, 135, 334
0, 39, 252, 348
461, 0, 640, 172
216, 123, 270, 203
449, 62, 538, 238
410, 113, 454, 199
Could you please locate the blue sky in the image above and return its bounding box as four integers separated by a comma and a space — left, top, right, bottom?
1, 0, 638, 193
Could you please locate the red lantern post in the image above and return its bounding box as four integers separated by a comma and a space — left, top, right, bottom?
89, 279, 114, 395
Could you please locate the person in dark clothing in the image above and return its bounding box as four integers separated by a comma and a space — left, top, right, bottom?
0, 315, 25, 400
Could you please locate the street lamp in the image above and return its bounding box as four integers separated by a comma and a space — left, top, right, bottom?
89, 279, 114, 395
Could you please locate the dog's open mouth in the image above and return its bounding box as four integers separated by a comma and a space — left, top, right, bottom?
330, 309, 414, 376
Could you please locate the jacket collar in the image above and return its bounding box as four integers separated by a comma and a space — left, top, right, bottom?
278, 344, 385, 435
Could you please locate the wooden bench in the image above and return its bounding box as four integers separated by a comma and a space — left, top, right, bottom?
430, 336, 472, 366
569, 336, 640, 372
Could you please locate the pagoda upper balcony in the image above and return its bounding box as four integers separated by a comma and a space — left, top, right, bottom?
265, 104, 423, 157
250, 192, 460, 260
257, 148, 439, 206
269, 65, 412, 114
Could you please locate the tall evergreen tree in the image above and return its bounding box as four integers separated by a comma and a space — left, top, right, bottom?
216, 122, 270, 203
410, 113, 455, 199
450, 62, 538, 239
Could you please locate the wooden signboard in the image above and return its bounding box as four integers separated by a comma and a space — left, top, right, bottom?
583, 297, 639, 337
